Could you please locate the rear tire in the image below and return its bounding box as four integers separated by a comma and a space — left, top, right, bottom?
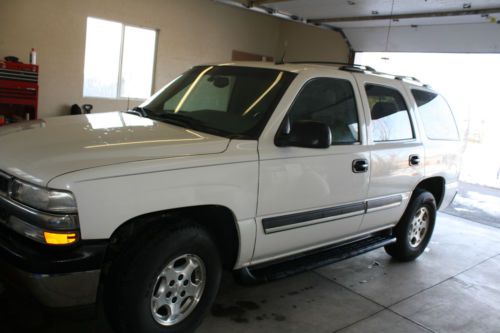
385, 190, 436, 261
104, 222, 221, 333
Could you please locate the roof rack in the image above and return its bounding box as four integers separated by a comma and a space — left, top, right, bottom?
286, 61, 377, 72
392, 74, 431, 88
282, 61, 430, 87
395, 75, 421, 83
341, 65, 429, 87
339, 64, 377, 73
288, 61, 354, 66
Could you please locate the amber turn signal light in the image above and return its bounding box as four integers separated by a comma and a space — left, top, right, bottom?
43, 231, 78, 245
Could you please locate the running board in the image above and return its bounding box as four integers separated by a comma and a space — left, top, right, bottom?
235, 232, 396, 285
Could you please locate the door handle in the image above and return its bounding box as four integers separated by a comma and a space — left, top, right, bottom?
409, 154, 421, 166
352, 159, 369, 173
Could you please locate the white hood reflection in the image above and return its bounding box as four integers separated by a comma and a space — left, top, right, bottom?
86, 112, 154, 129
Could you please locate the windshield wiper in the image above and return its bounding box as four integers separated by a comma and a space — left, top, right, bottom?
152, 113, 239, 139
152, 112, 201, 129
130, 106, 152, 117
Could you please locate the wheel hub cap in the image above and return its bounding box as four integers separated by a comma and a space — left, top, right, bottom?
408, 206, 429, 248
150, 254, 206, 326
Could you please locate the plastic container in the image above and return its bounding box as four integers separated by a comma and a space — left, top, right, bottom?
29, 48, 37, 65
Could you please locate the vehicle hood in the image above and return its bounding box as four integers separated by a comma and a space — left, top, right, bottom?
0, 112, 229, 186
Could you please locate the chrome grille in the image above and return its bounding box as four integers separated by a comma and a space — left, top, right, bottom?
0, 172, 10, 196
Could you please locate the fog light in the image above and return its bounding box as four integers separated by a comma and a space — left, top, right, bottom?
43, 231, 77, 245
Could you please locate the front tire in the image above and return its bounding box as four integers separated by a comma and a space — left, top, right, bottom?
104, 223, 221, 333
385, 190, 436, 261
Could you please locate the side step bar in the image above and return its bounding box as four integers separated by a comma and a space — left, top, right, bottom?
235, 232, 396, 285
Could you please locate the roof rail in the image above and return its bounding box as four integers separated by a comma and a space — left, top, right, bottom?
283, 61, 429, 87
339, 64, 377, 73
395, 75, 421, 83
287, 61, 353, 66
286, 61, 376, 72
347, 67, 427, 86
394, 74, 431, 87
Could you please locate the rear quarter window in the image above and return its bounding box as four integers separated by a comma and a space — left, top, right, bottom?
411, 90, 459, 141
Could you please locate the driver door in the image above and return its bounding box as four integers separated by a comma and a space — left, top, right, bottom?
253, 72, 370, 263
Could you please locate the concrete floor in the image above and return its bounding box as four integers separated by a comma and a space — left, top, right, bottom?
1, 212, 500, 332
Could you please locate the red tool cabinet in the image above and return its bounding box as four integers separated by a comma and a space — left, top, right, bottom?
0, 61, 39, 125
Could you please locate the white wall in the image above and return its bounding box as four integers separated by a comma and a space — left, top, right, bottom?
277, 21, 351, 62
0, 0, 349, 118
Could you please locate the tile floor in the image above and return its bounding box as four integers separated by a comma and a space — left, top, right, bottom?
1, 213, 499, 333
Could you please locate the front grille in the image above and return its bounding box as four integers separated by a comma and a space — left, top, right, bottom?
0, 172, 10, 196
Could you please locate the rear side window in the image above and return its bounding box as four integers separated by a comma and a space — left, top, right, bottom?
288, 78, 359, 144
412, 90, 459, 141
365, 84, 414, 142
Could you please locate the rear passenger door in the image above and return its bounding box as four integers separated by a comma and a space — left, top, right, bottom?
254, 72, 370, 263
354, 75, 425, 232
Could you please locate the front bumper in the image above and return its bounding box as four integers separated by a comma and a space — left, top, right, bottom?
0, 259, 101, 307
0, 223, 107, 307
0, 173, 107, 307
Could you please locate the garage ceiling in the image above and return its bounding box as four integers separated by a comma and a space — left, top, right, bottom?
218, 0, 500, 53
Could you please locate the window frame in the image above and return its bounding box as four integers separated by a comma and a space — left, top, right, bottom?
83, 17, 158, 101
276, 77, 363, 147
364, 83, 416, 143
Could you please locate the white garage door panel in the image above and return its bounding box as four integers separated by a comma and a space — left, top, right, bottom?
344, 23, 500, 53
264, 0, 500, 20
330, 13, 500, 29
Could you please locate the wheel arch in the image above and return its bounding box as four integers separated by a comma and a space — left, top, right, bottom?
103, 205, 240, 271
414, 176, 445, 209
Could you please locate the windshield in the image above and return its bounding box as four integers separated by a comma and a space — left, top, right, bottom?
140, 66, 296, 139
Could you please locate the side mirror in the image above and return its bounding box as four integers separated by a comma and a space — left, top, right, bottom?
275, 120, 332, 149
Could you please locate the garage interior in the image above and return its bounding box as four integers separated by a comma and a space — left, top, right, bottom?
1, 0, 500, 332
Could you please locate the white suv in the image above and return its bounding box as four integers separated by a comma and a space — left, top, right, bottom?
0, 62, 460, 332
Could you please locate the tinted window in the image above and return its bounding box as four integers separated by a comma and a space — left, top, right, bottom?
366, 85, 414, 142
288, 78, 359, 144
142, 66, 296, 139
163, 76, 234, 112
412, 90, 459, 141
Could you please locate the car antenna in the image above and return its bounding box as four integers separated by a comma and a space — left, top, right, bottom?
276, 40, 288, 65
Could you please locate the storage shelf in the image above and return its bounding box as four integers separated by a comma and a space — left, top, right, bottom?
0, 61, 38, 125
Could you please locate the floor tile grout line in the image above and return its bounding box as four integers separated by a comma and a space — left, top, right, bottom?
312, 270, 389, 333
389, 251, 500, 309
313, 270, 387, 309
315, 269, 442, 333
385, 308, 437, 333
331, 308, 386, 333
315, 270, 436, 333
313, 251, 500, 333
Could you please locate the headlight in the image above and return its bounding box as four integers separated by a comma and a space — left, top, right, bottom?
11, 179, 77, 214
